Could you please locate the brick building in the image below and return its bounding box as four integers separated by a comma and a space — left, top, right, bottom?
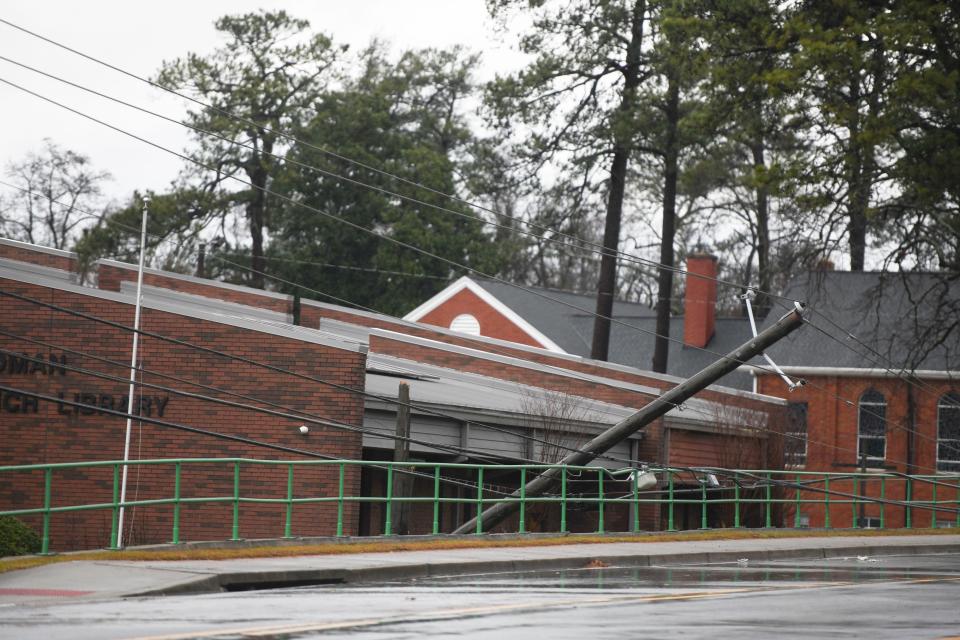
404, 254, 757, 390
1, 238, 791, 547
752, 270, 960, 529
0, 251, 367, 548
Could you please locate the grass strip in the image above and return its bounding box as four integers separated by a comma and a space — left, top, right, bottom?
1, 527, 957, 575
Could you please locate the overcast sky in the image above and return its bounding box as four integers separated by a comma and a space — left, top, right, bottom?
0, 1, 517, 204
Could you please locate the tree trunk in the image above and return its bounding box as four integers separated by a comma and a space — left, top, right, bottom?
651, 72, 680, 374
751, 139, 772, 316
246, 142, 272, 290
845, 40, 884, 273
590, 0, 646, 361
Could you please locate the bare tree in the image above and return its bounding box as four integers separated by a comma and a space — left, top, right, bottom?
1, 140, 110, 250
710, 403, 786, 528
518, 388, 592, 532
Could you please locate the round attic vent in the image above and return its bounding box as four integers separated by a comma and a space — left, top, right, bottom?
449, 313, 481, 335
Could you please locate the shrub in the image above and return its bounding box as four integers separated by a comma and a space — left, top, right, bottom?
0, 516, 42, 557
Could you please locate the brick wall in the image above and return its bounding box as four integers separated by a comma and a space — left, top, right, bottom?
757, 373, 959, 528
683, 254, 718, 348
0, 277, 366, 550
413, 288, 546, 348
97, 262, 292, 315
0, 241, 77, 272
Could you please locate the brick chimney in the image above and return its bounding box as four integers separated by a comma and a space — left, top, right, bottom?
683, 254, 718, 349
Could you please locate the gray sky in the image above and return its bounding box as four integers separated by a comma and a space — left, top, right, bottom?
0, 1, 516, 204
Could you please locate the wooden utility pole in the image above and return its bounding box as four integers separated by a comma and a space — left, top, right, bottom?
392, 383, 412, 535
196, 243, 206, 278
454, 305, 806, 535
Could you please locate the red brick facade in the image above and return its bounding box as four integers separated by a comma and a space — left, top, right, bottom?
683, 254, 718, 348
413, 287, 546, 348
757, 373, 960, 528
0, 240, 77, 272
97, 261, 293, 315
0, 240, 793, 540
0, 276, 366, 549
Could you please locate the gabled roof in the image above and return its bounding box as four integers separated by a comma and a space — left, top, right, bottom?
758, 270, 959, 372
403, 276, 566, 352
470, 277, 656, 354
408, 275, 755, 390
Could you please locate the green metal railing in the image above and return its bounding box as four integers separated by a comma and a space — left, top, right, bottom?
1, 458, 959, 554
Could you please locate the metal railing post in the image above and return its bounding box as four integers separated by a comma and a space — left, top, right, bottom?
794, 473, 801, 529
384, 465, 393, 536
880, 476, 886, 529
109, 464, 119, 550
42, 467, 53, 554
667, 471, 676, 532
700, 482, 707, 530
956, 479, 960, 528
337, 463, 345, 538
955, 479, 960, 528
432, 466, 440, 535
734, 473, 741, 529
519, 467, 527, 534
930, 479, 937, 528
824, 476, 831, 529
284, 464, 294, 539
475, 467, 484, 535
231, 461, 241, 541
906, 477, 913, 529
597, 469, 604, 534
560, 466, 568, 534
172, 461, 182, 544
852, 475, 859, 529
764, 472, 772, 528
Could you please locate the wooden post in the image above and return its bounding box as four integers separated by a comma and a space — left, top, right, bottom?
392, 383, 412, 535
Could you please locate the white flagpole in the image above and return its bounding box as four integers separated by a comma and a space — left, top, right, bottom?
117, 196, 149, 548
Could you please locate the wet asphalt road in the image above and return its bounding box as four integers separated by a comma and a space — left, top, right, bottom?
3, 553, 960, 639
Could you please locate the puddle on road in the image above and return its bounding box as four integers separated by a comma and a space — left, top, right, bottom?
353, 554, 960, 593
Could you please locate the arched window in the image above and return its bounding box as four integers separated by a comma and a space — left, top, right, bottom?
858, 389, 886, 467
449, 313, 481, 336
937, 392, 960, 473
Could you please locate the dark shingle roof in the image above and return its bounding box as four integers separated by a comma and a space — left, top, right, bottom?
471, 279, 655, 354
472, 278, 755, 389
758, 271, 959, 371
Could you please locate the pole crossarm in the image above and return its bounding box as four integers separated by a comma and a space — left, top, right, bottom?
452, 304, 807, 535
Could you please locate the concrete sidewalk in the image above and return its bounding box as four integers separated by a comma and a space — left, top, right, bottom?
1, 534, 958, 606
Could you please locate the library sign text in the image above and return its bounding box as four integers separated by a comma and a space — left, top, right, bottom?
0, 351, 170, 416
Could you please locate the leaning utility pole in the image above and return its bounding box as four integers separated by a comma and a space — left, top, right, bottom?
453, 304, 806, 535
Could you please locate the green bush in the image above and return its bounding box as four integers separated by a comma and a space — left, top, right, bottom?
0, 516, 42, 557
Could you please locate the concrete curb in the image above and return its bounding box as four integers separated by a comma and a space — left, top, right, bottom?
128, 539, 960, 598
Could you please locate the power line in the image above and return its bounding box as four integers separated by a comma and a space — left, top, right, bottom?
0, 380, 516, 497
0, 344, 526, 466
4, 278, 950, 480
3, 178, 952, 476
0, 74, 809, 379
0, 70, 950, 477
0, 286, 655, 470
3, 268, 953, 504
3, 172, 953, 479
0, 24, 801, 301
6, 18, 950, 451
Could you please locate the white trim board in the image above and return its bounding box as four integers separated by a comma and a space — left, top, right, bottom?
0, 237, 77, 259
402, 275, 566, 353
747, 365, 958, 380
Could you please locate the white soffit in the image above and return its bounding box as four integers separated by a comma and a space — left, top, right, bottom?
402, 275, 566, 353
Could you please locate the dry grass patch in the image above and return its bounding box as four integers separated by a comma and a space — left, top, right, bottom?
1, 527, 957, 575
